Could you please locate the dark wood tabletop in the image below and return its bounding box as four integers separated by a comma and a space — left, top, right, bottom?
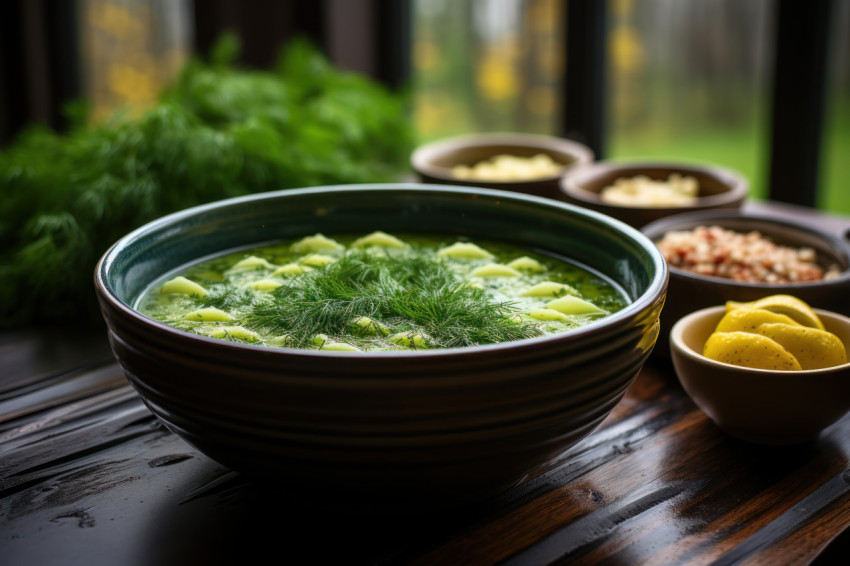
2, 199, 849, 566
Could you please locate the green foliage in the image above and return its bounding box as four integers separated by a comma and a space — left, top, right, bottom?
0, 35, 415, 328
241, 250, 542, 349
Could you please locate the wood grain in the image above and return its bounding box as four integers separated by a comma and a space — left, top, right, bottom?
2, 331, 849, 566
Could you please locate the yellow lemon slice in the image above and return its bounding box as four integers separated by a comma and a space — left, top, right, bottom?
754, 323, 847, 370
714, 308, 802, 333
703, 331, 802, 371
726, 294, 824, 330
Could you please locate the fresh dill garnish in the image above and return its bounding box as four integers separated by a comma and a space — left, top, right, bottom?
201, 284, 262, 311
243, 250, 542, 349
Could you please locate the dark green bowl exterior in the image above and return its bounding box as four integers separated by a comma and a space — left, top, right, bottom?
95, 184, 667, 512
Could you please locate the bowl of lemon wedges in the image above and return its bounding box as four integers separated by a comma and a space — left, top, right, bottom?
670, 294, 850, 445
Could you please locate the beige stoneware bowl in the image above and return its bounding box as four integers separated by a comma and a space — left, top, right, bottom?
411, 132, 594, 200
559, 160, 748, 228
670, 305, 850, 445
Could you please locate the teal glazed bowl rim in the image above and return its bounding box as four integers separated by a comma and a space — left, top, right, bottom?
95, 183, 669, 359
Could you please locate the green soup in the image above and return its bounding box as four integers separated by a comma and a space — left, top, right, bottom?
136, 231, 629, 351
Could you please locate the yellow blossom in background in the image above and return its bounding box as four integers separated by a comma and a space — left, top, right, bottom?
476, 49, 520, 101
610, 24, 646, 75
90, 1, 144, 35
82, 0, 190, 124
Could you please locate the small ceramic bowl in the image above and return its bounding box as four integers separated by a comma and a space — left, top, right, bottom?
411, 132, 594, 200
95, 183, 667, 514
559, 160, 748, 228
642, 209, 850, 360
670, 305, 850, 445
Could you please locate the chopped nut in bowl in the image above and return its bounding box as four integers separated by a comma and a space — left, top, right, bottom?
599, 173, 699, 207
642, 209, 850, 361
655, 224, 842, 284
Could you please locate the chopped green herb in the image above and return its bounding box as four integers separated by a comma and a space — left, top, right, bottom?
242, 251, 542, 349
0, 34, 415, 328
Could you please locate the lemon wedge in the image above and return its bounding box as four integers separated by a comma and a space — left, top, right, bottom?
754, 323, 847, 370
706, 294, 847, 371
703, 331, 802, 371
726, 295, 824, 330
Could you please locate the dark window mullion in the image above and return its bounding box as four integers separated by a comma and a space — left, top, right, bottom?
561, 0, 607, 159
767, 0, 834, 207
374, 0, 411, 91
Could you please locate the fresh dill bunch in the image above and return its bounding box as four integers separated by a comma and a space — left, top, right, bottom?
244, 250, 542, 349
0, 34, 415, 329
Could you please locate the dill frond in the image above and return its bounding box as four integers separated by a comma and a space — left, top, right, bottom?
0, 34, 415, 328
244, 250, 542, 349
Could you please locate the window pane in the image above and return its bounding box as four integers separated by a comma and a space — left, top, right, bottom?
79, 0, 192, 123
820, 0, 850, 214
412, 0, 563, 142
605, 0, 774, 200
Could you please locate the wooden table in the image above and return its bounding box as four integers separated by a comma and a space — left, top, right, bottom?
2, 200, 849, 565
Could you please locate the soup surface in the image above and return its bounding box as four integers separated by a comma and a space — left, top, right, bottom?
136, 231, 629, 351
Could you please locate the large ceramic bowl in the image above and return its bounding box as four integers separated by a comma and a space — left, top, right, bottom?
411, 132, 594, 200
94, 183, 667, 513
559, 160, 748, 229
642, 209, 850, 361
671, 306, 850, 445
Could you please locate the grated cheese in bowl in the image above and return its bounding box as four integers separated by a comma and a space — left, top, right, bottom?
600, 173, 699, 207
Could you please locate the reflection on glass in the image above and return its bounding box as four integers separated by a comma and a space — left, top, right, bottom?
412, 0, 563, 142
821, 1, 850, 214
80, 0, 192, 123
606, 0, 774, 200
